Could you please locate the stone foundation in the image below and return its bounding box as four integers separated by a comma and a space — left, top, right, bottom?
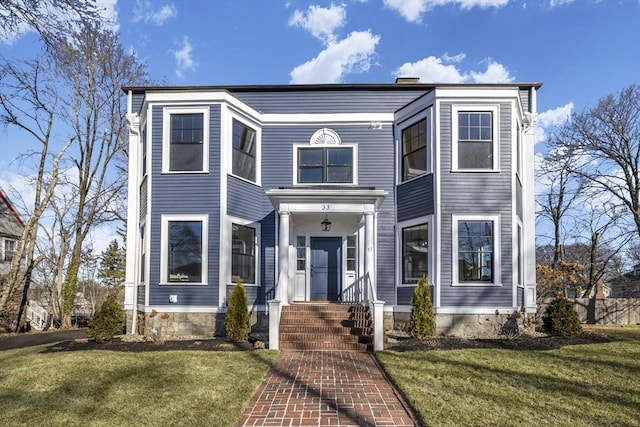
385, 311, 532, 337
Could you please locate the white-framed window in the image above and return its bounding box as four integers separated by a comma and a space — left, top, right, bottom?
401, 118, 428, 181
293, 144, 358, 185
451, 105, 499, 171
162, 106, 209, 173
229, 216, 260, 286
3, 238, 17, 262
452, 214, 501, 286
346, 235, 357, 272
160, 214, 208, 285
296, 236, 306, 272
397, 216, 432, 286
231, 117, 259, 183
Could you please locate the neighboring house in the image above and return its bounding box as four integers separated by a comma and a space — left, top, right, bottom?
123, 80, 540, 348
0, 186, 24, 276
609, 264, 640, 298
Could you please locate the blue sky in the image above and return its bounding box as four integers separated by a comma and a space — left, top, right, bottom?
0, 0, 639, 251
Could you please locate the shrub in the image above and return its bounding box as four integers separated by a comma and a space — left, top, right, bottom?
225, 281, 249, 341
542, 294, 582, 336
408, 275, 435, 338
87, 294, 125, 343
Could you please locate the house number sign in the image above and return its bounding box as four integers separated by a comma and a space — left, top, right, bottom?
321, 204, 330, 210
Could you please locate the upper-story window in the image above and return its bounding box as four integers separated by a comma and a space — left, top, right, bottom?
294, 128, 357, 185
402, 119, 427, 180
162, 107, 209, 173
232, 119, 257, 182
4, 239, 16, 262
451, 105, 499, 171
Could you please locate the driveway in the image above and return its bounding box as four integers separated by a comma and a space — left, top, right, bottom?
0, 329, 87, 351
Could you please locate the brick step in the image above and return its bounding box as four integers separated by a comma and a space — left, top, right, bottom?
280, 333, 371, 343
279, 316, 369, 325
280, 340, 371, 351
280, 325, 373, 335
282, 305, 369, 314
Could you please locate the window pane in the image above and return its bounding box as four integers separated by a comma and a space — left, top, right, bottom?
458, 141, 492, 169
403, 147, 427, 179
458, 221, 493, 282
232, 120, 257, 181
327, 148, 351, 165
232, 224, 255, 283
299, 149, 323, 166
168, 221, 202, 282
171, 143, 204, 171
171, 114, 203, 144
299, 167, 323, 183
327, 166, 352, 183
402, 119, 427, 180
298, 147, 354, 184
402, 224, 428, 283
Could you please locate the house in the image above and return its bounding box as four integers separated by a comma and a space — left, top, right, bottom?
0, 186, 24, 276
122, 80, 540, 349
609, 264, 640, 298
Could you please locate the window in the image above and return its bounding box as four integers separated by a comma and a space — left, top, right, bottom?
232, 224, 255, 284
402, 119, 427, 180
296, 236, 306, 271
452, 105, 499, 171
346, 235, 357, 272
297, 147, 353, 184
402, 224, 428, 284
232, 119, 257, 182
454, 217, 499, 284
4, 239, 16, 262
160, 215, 208, 285
163, 107, 209, 173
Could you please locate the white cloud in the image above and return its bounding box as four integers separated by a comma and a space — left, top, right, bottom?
288, 4, 347, 44
172, 37, 196, 79
535, 102, 574, 144
133, 1, 177, 25
290, 30, 380, 84
393, 53, 513, 83
549, 0, 575, 7
384, 0, 509, 23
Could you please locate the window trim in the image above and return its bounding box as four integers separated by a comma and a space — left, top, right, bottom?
293, 143, 358, 186
229, 113, 261, 185
396, 216, 433, 287
162, 106, 210, 174
3, 238, 17, 262
397, 109, 432, 183
160, 214, 208, 285
451, 105, 499, 172
228, 215, 260, 287
451, 214, 501, 286
400, 118, 429, 181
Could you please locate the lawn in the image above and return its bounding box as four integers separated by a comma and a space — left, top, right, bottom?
377, 326, 640, 427
0, 345, 277, 427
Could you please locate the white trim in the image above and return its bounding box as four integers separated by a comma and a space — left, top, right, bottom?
513, 220, 524, 307
396, 107, 433, 183
451, 214, 501, 286
396, 216, 433, 287
162, 106, 210, 174
434, 101, 441, 308
262, 113, 393, 125
451, 104, 500, 172
160, 214, 209, 286
293, 143, 359, 186
435, 307, 517, 315
228, 215, 261, 287
228, 112, 261, 186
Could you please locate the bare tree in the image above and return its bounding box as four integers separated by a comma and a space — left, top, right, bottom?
554, 84, 640, 239
0, 56, 72, 331
51, 23, 148, 326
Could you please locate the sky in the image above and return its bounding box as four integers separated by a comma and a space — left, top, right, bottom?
0, 0, 639, 253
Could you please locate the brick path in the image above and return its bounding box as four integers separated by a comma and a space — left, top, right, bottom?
239, 351, 418, 426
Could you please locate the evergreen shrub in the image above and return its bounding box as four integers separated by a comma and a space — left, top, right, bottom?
542, 293, 582, 336
408, 275, 436, 338
87, 294, 125, 343
225, 281, 249, 341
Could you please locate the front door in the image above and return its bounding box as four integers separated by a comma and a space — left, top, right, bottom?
310, 237, 341, 301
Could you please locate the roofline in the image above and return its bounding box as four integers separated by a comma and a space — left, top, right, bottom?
0, 186, 26, 228
122, 81, 543, 94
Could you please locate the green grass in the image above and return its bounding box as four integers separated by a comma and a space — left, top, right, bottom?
377, 326, 640, 427
0, 346, 277, 427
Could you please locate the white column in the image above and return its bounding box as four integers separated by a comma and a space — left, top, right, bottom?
124, 109, 140, 333
278, 211, 290, 304
364, 211, 375, 302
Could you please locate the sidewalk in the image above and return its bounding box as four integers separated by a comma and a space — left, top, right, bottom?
239, 351, 418, 426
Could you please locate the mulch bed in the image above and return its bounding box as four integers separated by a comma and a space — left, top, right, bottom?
41, 332, 616, 353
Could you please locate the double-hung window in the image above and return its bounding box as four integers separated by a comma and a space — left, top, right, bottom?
163, 107, 209, 173
232, 119, 257, 182
232, 224, 256, 284
297, 147, 354, 184
402, 119, 427, 180
452, 105, 499, 171
453, 215, 500, 285
402, 224, 428, 284
161, 215, 208, 284
4, 239, 16, 262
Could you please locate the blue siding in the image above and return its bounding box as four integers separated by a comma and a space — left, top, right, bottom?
233, 90, 428, 114
148, 104, 221, 306
516, 179, 523, 220
397, 285, 435, 305
227, 175, 263, 221
227, 284, 260, 307
397, 174, 434, 222
439, 102, 514, 307
260, 211, 277, 301
132, 93, 144, 114
139, 177, 147, 222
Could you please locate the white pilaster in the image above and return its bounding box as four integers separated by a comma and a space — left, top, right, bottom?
278, 211, 290, 304
124, 105, 140, 324
364, 211, 375, 302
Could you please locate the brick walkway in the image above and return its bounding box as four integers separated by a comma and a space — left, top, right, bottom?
238, 351, 418, 426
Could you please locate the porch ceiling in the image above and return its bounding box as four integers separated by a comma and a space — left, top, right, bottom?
266, 187, 388, 211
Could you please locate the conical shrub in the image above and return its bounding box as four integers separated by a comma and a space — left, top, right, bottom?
87, 294, 125, 343
225, 281, 249, 341
408, 275, 435, 338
